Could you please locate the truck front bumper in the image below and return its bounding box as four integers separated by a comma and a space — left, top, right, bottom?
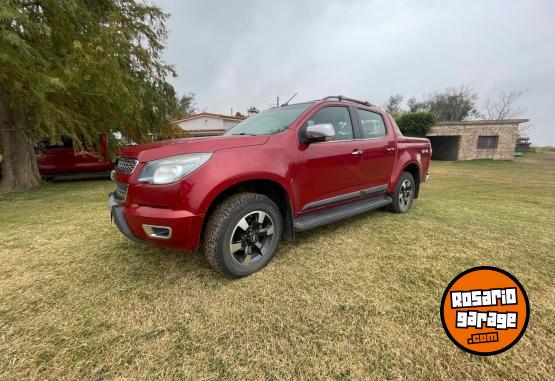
108, 193, 204, 251
109, 193, 146, 244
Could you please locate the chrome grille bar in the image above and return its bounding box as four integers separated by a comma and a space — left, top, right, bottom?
116, 157, 138, 174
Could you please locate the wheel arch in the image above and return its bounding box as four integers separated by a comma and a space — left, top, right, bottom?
402, 162, 421, 199
201, 177, 295, 243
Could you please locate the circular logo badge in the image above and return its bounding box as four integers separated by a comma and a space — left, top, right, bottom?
440, 266, 529, 356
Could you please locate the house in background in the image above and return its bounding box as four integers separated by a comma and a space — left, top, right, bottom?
427, 119, 529, 160
171, 113, 246, 137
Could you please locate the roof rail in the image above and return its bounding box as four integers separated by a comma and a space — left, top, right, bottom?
322, 95, 375, 107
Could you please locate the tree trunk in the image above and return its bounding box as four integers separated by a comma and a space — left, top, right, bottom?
0, 96, 41, 193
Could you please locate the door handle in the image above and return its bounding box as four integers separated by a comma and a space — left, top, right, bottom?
352, 149, 363, 156
386, 147, 395, 153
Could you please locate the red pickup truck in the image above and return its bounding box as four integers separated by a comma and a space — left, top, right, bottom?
109, 96, 431, 277
0, 135, 114, 179
37, 135, 114, 179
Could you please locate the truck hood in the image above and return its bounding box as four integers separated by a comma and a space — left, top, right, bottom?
120, 135, 269, 162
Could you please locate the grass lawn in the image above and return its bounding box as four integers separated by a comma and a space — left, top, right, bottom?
0, 152, 554, 380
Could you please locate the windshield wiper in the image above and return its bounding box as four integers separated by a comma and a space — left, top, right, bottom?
232, 132, 257, 136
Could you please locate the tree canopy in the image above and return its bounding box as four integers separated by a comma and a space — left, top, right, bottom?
171, 93, 197, 119
425, 87, 480, 121
383, 94, 404, 116
395, 112, 437, 137
387, 87, 481, 121
0, 0, 177, 191
484, 89, 528, 120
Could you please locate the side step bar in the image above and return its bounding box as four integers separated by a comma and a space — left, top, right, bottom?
293, 195, 392, 232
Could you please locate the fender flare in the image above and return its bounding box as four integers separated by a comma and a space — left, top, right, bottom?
389, 156, 421, 193
199, 172, 296, 215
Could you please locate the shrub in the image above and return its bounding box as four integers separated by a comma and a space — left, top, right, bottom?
395, 112, 437, 137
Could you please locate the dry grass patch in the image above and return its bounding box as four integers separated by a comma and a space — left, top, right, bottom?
0, 152, 554, 380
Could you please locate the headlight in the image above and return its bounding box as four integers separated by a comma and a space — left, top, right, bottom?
138, 153, 212, 184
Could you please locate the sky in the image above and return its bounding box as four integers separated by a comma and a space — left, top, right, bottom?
155, 0, 555, 145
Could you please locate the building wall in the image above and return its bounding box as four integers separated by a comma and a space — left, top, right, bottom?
175, 116, 225, 131
428, 120, 523, 160
174, 116, 242, 134
223, 119, 241, 130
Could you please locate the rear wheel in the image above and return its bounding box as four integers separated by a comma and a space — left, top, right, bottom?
203, 193, 282, 277
390, 172, 415, 213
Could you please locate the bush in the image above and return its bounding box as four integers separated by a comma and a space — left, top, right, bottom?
394, 112, 437, 137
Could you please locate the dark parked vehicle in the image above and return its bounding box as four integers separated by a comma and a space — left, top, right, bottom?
109, 96, 432, 277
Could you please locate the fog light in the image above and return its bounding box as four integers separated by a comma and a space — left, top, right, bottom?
142, 225, 172, 239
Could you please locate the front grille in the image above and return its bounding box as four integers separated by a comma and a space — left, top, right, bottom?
114, 183, 128, 201
116, 157, 138, 174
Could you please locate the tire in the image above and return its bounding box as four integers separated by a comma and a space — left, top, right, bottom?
203, 193, 283, 278
390, 172, 415, 214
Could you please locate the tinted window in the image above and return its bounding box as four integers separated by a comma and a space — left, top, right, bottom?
477, 135, 499, 149
37, 136, 73, 149
358, 109, 386, 138
307, 106, 353, 141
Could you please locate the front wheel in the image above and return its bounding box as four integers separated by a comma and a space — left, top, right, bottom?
390, 172, 415, 213
203, 193, 283, 278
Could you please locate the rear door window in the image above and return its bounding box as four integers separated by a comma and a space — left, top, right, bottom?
358, 109, 386, 139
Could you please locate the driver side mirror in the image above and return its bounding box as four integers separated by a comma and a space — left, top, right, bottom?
302, 123, 335, 144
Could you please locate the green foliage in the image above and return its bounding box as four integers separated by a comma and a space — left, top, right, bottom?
426, 87, 480, 121
407, 96, 425, 113
171, 93, 196, 119
402, 87, 481, 121
0, 0, 177, 149
383, 94, 404, 116
395, 112, 437, 137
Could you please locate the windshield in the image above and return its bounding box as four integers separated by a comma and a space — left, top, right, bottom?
225, 103, 312, 136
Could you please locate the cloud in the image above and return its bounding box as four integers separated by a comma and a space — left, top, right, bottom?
157, 0, 555, 145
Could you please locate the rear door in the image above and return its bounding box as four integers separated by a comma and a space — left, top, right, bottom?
297, 106, 367, 210
355, 108, 396, 188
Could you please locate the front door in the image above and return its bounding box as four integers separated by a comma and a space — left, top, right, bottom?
297, 106, 367, 210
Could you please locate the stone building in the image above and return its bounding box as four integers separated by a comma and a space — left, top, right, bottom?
427, 119, 528, 160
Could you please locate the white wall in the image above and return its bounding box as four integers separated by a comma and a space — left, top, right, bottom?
176, 116, 224, 131
175, 116, 241, 131
223, 119, 241, 130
